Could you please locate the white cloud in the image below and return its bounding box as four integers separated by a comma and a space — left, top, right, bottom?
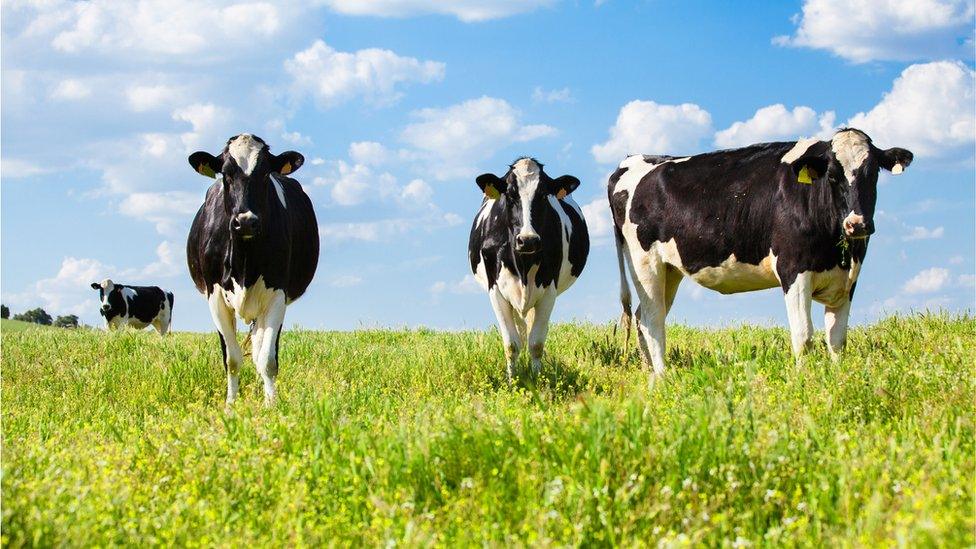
1, 158, 55, 179
902, 225, 945, 241
714, 104, 836, 148
320, 211, 462, 246
400, 178, 433, 205
50, 78, 91, 101
429, 274, 482, 294
847, 61, 975, 160
774, 0, 975, 63
172, 102, 233, 152
580, 197, 614, 245
348, 141, 394, 166
959, 274, 976, 287
902, 267, 951, 294
118, 191, 201, 235
532, 86, 574, 104
286, 39, 445, 108
18, 0, 287, 58
592, 100, 712, 164
317, 0, 556, 22
139, 241, 181, 278
400, 96, 556, 179
329, 275, 363, 288
126, 84, 183, 112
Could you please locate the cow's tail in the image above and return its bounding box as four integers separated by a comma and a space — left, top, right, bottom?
615, 226, 633, 348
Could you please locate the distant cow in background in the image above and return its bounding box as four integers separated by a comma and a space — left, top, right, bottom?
469, 157, 589, 380
186, 133, 319, 405
610, 128, 913, 378
90, 279, 173, 335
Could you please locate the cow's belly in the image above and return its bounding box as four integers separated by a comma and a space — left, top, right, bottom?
222, 276, 281, 323
495, 264, 553, 316
685, 253, 780, 294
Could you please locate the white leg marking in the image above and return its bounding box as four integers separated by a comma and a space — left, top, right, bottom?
254, 291, 287, 405
489, 288, 522, 382
632, 253, 668, 378
527, 291, 556, 376
784, 273, 815, 358
209, 291, 242, 404
824, 299, 852, 360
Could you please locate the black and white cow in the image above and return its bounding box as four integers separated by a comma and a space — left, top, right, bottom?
186, 134, 319, 404
469, 157, 589, 380
610, 128, 912, 376
90, 279, 173, 335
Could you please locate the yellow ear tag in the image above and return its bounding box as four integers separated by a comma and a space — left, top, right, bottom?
797, 165, 815, 184
891, 163, 904, 175
485, 184, 500, 200
556, 189, 568, 200
198, 164, 216, 179
280, 162, 292, 176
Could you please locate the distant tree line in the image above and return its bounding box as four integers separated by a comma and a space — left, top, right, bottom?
2, 305, 82, 329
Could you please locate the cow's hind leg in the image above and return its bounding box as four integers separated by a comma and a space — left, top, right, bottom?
824, 298, 851, 360
783, 272, 815, 359
527, 292, 556, 377
488, 289, 522, 382
632, 253, 669, 379
254, 291, 287, 405
208, 292, 242, 404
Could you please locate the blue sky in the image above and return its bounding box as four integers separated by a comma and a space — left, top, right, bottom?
2, 0, 974, 332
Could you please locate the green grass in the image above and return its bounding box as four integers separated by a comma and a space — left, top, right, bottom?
2, 314, 973, 546
0, 319, 51, 332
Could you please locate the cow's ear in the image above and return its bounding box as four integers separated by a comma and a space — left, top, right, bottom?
880, 147, 913, 175
476, 173, 506, 199
90, 282, 100, 290
551, 175, 581, 199
273, 151, 304, 176
790, 155, 829, 184
188, 152, 221, 179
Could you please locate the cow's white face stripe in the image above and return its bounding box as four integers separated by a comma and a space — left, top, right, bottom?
831, 130, 870, 186
512, 158, 541, 239
269, 173, 288, 209
228, 133, 263, 176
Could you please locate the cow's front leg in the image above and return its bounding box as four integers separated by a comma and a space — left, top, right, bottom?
824, 299, 851, 360
254, 291, 287, 405
527, 292, 556, 376
488, 289, 521, 382
208, 292, 242, 404
783, 272, 814, 358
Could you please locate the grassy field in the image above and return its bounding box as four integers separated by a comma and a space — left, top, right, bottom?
2, 314, 973, 546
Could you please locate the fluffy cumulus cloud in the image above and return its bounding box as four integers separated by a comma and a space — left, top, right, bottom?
532, 86, 574, 104
400, 96, 556, 179
317, 0, 557, 22
591, 100, 712, 164
118, 191, 202, 235
846, 61, 975, 160
50, 78, 91, 101
775, 0, 975, 63
286, 40, 445, 108
10, 0, 287, 59
902, 267, 951, 294
580, 197, 614, 245
714, 104, 836, 148
902, 225, 945, 241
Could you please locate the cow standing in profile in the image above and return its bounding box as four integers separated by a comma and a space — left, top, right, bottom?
186, 134, 319, 405
469, 157, 589, 380
90, 279, 173, 335
610, 128, 912, 378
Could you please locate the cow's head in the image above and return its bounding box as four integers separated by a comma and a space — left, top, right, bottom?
188, 134, 304, 240
789, 128, 913, 239
90, 278, 123, 318
476, 157, 580, 254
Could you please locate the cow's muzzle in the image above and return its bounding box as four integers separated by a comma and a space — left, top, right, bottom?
843, 212, 873, 239
515, 234, 541, 254
232, 212, 261, 239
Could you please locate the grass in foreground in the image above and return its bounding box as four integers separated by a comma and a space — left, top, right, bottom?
2, 314, 973, 546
